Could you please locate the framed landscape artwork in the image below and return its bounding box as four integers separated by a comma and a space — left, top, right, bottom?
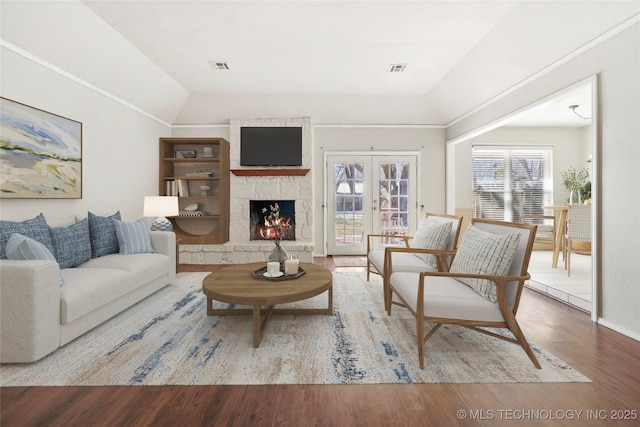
0, 97, 82, 198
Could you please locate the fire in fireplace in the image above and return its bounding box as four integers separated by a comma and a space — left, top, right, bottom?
250, 200, 296, 241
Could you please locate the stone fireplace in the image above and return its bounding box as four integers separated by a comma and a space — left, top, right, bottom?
178, 117, 315, 265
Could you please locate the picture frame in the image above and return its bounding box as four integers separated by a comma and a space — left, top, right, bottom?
0, 97, 82, 199
175, 150, 197, 159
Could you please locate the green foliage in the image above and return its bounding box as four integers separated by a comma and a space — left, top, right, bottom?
580, 181, 591, 201
561, 166, 589, 191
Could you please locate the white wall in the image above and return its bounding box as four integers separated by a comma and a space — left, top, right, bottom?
453, 126, 589, 209
313, 126, 445, 254
446, 23, 640, 338
174, 93, 444, 125
168, 124, 447, 256
0, 47, 171, 222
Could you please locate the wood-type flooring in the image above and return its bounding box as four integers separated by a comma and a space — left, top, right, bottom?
2, 258, 638, 426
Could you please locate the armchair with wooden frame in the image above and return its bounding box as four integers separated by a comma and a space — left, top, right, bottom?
366, 213, 463, 311
387, 218, 540, 370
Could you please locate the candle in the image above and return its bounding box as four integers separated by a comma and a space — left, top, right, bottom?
284, 256, 299, 275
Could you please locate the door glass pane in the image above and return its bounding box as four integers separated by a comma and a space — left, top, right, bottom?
334, 162, 364, 246
379, 162, 409, 245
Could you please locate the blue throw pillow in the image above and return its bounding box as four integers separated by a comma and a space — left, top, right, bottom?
0, 213, 54, 259
113, 218, 154, 255
49, 218, 92, 269
88, 211, 121, 258
6, 233, 64, 285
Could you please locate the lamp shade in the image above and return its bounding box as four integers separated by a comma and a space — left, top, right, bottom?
143, 196, 179, 217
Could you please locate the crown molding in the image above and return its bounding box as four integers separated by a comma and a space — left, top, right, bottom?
1, 39, 172, 127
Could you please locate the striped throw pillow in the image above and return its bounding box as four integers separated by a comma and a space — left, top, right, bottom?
113, 218, 154, 255
6, 233, 64, 285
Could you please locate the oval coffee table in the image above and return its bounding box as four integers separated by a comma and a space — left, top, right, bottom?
202, 262, 333, 348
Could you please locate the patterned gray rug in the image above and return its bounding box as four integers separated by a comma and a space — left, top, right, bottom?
0, 272, 590, 386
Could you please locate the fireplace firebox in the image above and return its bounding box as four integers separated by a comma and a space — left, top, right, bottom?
250, 200, 295, 241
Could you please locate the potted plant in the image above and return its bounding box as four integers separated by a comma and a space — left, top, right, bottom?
580, 181, 592, 204
561, 166, 589, 204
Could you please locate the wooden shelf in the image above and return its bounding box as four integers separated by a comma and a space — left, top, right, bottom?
163, 158, 220, 163
163, 177, 220, 181
170, 215, 220, 219
160, 137, 230, 244
231, 168, 310, 176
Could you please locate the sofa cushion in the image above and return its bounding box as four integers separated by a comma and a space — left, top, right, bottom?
62, 253, 171, 324
449, 224, 520, 303
0, 213, 54, 260
59, 268, 133, 324
390, 272, 504, 322
49, 218, 92, 269
88, 211, 121, 258
113, 218, 154, 255
78, 252, 169, 284
409, 218, 452, 268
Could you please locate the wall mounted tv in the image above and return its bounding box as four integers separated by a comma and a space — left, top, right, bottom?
240, 127, 302, 166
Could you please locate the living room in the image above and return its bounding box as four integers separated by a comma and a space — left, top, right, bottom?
1, 1, 639, 425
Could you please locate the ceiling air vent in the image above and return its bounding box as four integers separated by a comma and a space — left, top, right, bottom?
388, 64, 407, 73
209, 61, 229, 70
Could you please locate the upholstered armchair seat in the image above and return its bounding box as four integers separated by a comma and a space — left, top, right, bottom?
390, 272, 505, 322
368, 250, 438, 275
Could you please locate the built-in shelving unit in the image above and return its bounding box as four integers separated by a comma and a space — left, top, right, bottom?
159, 138, 230, 244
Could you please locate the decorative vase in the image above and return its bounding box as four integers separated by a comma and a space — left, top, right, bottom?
268, 240, 289, 268
569, 189, 582, 205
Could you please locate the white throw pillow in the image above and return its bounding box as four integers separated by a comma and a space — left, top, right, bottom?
409, 218, 453, 268
449, 224, 520, 303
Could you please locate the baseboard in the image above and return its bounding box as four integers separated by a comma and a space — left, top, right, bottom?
596, 318, 640, 342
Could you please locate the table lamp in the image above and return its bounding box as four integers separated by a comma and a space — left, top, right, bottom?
143, 196, 179, 231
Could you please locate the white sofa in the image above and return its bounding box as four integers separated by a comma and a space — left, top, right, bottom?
0, 231, 176, 363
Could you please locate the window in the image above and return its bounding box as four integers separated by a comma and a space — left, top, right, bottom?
472, 146, 553, 222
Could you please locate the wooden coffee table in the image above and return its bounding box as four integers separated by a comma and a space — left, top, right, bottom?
202, 262, 333, 348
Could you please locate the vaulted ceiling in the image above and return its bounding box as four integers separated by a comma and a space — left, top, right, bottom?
2, 1, 639, 125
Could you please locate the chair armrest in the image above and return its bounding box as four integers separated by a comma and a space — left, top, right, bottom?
0, 260, 61, 362
366, 233, 411, 252
385, 246, 457, 272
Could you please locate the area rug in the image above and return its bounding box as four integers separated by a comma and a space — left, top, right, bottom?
333, 256, 368, 267
0, 272, 589, 386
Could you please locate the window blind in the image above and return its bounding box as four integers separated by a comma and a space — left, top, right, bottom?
472, 146, 553, 222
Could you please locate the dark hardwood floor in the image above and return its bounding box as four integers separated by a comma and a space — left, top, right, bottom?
2, 258, 639, 426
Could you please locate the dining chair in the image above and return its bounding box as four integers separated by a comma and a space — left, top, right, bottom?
564, 204, 592, 277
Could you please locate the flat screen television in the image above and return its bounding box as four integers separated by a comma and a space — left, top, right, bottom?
240, 127, 302, 166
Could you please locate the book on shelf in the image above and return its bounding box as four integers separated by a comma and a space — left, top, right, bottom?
165, 179, 188, 196
177, 179, 189, 197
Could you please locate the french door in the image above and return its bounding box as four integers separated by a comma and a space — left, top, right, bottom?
327, 154, 417, 255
